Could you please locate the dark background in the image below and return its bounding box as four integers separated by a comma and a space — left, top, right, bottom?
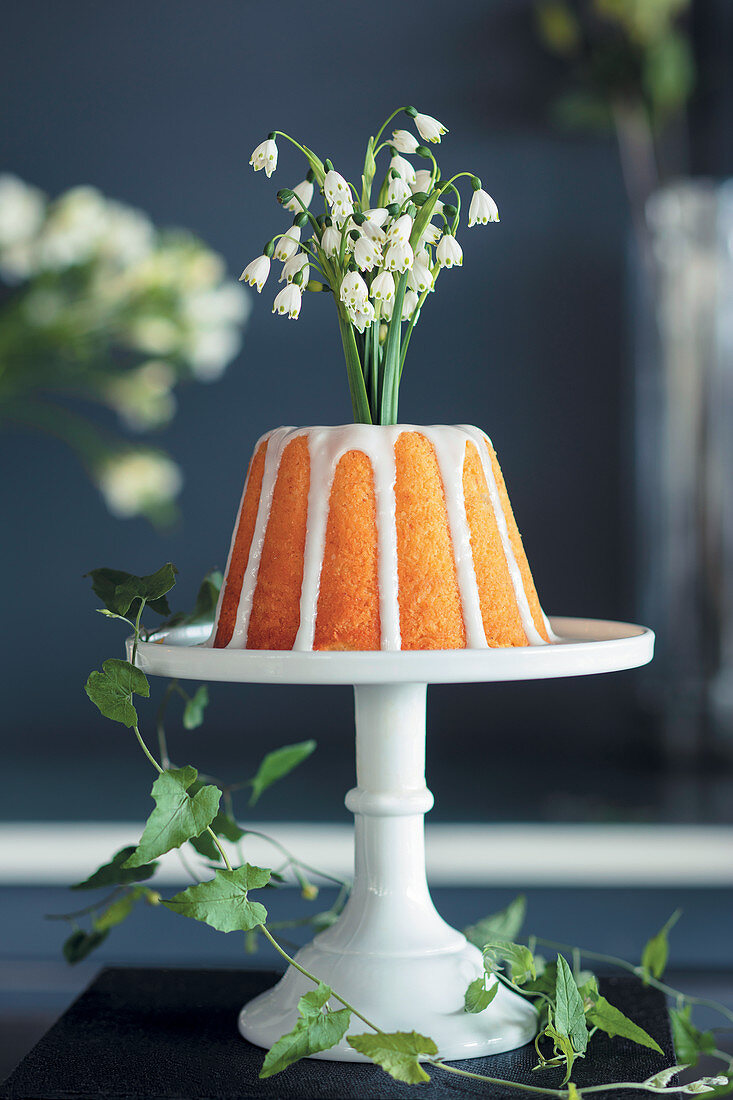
2, 0, 733, 830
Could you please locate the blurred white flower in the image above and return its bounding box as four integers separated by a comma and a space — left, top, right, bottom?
320, 224, 341, 258
387, 176, 412, 206
280, 252, 310, 284
391, 130, 420, 155
183, 283, 249, 327
340, 270, 369, 311
389, 155, 416, 188
284, 178, 314, 212
98, 201, 154, 265
272, 283, 302, 318
370, 269, 394, 303
414, 112, 448, 143
436, 234, 463, 268
97, 451, 183, 519
353, 235, 381, 272
240, 254, 271, 292
35, 186, 108, 270
22, 288, 64, 326
384, 240, 414, 273
274, 226, 301, 262
0, 175, 45, 264
108, 361, 177, 431
468, 188, 500, 226
127, 316, 180, 355
185, 326, 243, 380
250, 138, 278, 177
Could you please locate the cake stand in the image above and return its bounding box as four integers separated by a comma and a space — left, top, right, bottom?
132, 616, 654, 1062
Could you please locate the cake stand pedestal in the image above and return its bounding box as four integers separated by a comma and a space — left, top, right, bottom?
133, 616, 654, 1062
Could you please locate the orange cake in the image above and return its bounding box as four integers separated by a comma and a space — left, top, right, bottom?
209, 424, 551, 651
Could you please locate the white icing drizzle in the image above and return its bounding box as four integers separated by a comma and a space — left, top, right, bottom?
218, 424, 548, 651
459, 425, 547, 646
228, 426, 298, 648
418, 426, 488, 648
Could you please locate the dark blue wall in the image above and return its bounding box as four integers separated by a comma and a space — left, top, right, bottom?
2, 0, 721, 826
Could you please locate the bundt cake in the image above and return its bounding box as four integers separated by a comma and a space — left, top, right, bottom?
209, 424, 550, 652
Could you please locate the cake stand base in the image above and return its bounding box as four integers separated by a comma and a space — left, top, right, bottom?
133, 618, 654, 1063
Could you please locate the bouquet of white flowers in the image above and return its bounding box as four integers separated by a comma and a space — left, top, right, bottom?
0, 176, 248, 523
241, 105, 498, 425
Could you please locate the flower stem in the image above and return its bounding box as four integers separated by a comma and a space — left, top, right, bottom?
337, 307, 372, 424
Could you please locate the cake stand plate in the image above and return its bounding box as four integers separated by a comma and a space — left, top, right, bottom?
131, 617, 654, 1062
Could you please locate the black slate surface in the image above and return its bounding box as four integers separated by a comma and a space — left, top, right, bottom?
1, 968, 675, 1100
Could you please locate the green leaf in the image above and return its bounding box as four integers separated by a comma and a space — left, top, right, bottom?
248, 740, 317, 806
189, 571, 223, 623
85, 658, 150, 727
645, 1065, 689, 1089
554, 955, 589, 1054
87, 564, 177, 617
670, 1005, 716, 1066
183, 685, 209, 730
465, 977, 500, 1014
71, 847, 158, 890
588, 994, 663, 1055
189, 809, 243, 861
163, 864, 270, 932
93, 888, 143, 932
544, 1021, 577, 1085
642, 910, 681, 982
483, 938, 536, 985
464, 894, 526, 947
63, 928, 108, 964
260, 983, 350, 1077
124, 766, 220, 866
347, 1031, 438, 1085
523, 959, 559, 998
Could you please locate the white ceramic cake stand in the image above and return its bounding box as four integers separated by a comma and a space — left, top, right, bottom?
132, 616, 654, 1062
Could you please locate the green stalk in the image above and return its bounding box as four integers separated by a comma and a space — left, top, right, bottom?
379, 274, 408, 425
336, 308, 372, 424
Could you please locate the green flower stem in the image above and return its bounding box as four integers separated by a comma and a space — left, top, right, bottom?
379, 273, 408, 425
242, 829, 348, 889
258, 923, 384, 1035
271, 132, 325, 187
429, 1062, 566, 1096
46, 888, 124, 922
373, 107, 408, 146
337, 308, 372, 424
532, 937, 733, 1026
130, 598, 146, 667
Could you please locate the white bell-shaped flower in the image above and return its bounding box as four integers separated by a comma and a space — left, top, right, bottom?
436, 233, 462, 268
389, 154, 417, 187
412, 169, 433, 194
419, 223, 442, 247
240, 254, 270, 293
249, 138, 278, 178
414, 112, 448, 144
384, 240, 414, 273
274, 226, 301, 262
324, 169, 351, 205
320, 225, 341, 258
348, 299, 376, 333
385, 214, 414, 245
363, 208, 389, 227
390, 129, 420, 155
408, 257, 434, 294
402, 289, 420, 321
284, 178, 314, 212
353, 235, 381, 272
468, 188, 500, 226
387, 176, 412, 206
272, 283, 302, 318
370, 269, 395, 303
280, 252, 310, 284
340, 270, 369, 311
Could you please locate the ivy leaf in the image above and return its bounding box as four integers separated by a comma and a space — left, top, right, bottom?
163, 865, 270, 932
641, 910, 681, 982
71, 846, 158, 891
483, 939, 536, 985
464, 895, 527, 948
544, 1021, 577, 1085
63, 928, 108, 964
465, 977, 500, 1014
554, 955, 589, 1055
93, 888, 144, 933
260, 983, 350, 1078
183, 685, 209, 730
645, 1065, 689, 1089
124, 766, 220, 867
588, 994, 663, 1055
248, 740, 317, 806
347, 1031, 438, 1085
85, 658, 150, 727
87, 564, 177, 617
670, 1005, 716, 1066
